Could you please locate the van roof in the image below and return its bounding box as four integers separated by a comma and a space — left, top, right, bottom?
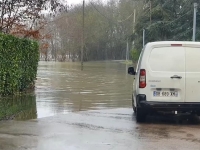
146, 41, 200, 47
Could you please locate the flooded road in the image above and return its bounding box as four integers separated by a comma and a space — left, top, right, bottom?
35, 61, 133, 118
1, 61, 200, 150
0, 61, 133, 120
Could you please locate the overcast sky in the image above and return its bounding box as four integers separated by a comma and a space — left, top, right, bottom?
67, 0, 109, 6
67, 0, 82, 5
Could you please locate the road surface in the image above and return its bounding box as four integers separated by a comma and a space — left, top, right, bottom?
0, 108, 200, 150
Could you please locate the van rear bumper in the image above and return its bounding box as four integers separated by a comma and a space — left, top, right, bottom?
136, 95, 200, 112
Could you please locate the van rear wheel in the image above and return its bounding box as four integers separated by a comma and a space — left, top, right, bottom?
136, 108, 146, 123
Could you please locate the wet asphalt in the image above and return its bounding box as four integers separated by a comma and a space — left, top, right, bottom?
1, 108, 200, 150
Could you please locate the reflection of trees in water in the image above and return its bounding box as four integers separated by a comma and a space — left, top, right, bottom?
0, 94, 37, 121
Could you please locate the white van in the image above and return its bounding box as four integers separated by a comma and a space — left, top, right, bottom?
128, 41, 200, 122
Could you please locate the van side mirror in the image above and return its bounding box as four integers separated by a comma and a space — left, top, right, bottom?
128, 67, 136, 75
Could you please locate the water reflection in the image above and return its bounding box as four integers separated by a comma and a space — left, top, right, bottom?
36, 61, 134, 118
0, 94, 37, 121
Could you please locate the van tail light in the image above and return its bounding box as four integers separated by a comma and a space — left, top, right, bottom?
139, 69, 146, 88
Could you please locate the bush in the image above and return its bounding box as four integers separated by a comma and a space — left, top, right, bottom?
130, 49, 140, 63
0, 33, 39, 96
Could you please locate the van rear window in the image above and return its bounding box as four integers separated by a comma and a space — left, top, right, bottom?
149, 47, 185, 72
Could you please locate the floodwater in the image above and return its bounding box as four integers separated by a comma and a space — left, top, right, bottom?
35, 61, 133, 118
0, 61, 133, 120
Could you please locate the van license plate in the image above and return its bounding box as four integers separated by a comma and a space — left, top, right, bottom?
153, 91, 178, 97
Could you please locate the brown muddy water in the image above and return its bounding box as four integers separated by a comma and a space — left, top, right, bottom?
0, 61, 134, 120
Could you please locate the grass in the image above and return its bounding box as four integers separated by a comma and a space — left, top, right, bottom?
120, 60, 133, 65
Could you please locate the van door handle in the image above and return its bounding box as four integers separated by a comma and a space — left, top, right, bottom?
171, 75, 182, 79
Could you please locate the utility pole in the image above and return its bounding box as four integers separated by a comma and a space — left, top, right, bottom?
126, 39, 129, 61
131, 9, 136, 56
133, 9, 136, 33
128, 9, 136, 61
149, 0, 152, 24
143, 29, 145, 48
81, 0, 85, 70
127, 9, 136, 61
192, 3, 198, 42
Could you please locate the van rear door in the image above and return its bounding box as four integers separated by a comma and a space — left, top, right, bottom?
146, 46, 185, 102
185, 46, 200, 102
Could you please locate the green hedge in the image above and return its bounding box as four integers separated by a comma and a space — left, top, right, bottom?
0, 33, 39, 96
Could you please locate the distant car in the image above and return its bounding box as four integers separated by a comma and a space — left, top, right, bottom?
128, 41, 200, 122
